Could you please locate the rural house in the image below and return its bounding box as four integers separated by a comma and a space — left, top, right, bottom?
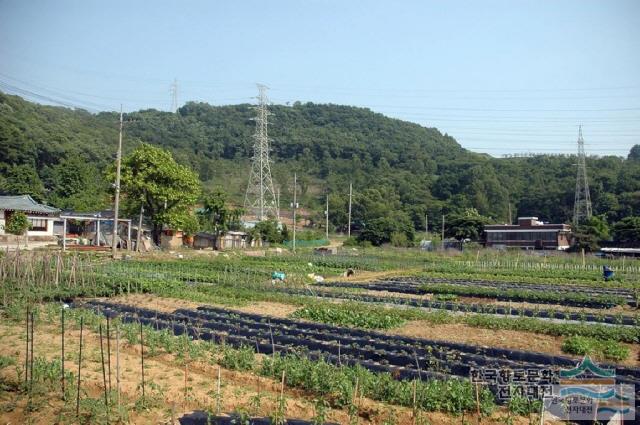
484, 217, 572, 250
0, 195, 60, 241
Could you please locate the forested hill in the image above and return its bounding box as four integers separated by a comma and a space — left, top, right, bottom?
1, 91, 639, 231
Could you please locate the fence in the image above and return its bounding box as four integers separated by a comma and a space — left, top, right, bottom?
282, 239, 329, 248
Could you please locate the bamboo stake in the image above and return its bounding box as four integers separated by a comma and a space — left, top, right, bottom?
280, 369, 286, 405
183, 360, 188, 411
116, 325, 121, 408
24, 308, 29, 385
140, 321, 145, 399
76, 316, 84, 417
29, 312, 34, 394
412, 379, 417, 425
99, 324, 109, 419
106, 316, 112, 394
61, 308, 65, 400
216, 366, 221, 414
475, 382, 481, 422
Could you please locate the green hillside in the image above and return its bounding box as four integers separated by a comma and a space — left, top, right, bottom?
1, 92, 639, 234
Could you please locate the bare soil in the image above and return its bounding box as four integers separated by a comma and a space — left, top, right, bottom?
391, 321, 640, 367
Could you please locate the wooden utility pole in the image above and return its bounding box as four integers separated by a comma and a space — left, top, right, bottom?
425, 213, 428, 238
136, 205, 144, 252
112, 106, 124, 259
441, 214, 445, 250
325, 193, 329, 241
347, 182, 352, 238
292, 173, 297, 252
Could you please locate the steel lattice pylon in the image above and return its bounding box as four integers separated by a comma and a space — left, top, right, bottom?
243, 84, 277, 221
573, 125, 592, 226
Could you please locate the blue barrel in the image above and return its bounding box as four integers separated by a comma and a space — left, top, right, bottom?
603, 266, 614, 281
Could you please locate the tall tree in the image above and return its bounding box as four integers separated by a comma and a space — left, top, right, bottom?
113, 143, 201, 243
198, 188, 242, 235
612, 216, 640, 244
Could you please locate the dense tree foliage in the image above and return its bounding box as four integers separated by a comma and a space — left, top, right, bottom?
571, 215, 611, 252
4, 211, 30, 235
612, 217, 640, 244
110, 143, 201, 243
1, 92, 639, 244
445, 208, 491, 241
198, 189, 243, 235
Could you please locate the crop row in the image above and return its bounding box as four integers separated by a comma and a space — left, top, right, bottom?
321, 281, 633, 308
384, 276, 636, 299
268, 286, 639, 326
179, 411, 338, 425
79, 300, 640, 397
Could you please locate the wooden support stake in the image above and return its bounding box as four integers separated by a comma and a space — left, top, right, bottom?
29, 312, 34, 394
412, 379, 417, 425
280, 369, 286, 404
183, 361, 188, 410
116, 325, 121, 408
140, 321, 145, 399
99, 324, 109, 421
216, 366, 222, 415
76, 317, 83, 417
106, 316, 112, 394
24, 308, 29, 385
61, 308, 65, 400
475, 382, 481, 422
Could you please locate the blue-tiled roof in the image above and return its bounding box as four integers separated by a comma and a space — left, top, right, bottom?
0, 195, 60, 214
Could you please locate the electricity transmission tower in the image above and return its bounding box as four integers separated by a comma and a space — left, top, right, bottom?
169, 78, 178, 113
243, 84, 277, 221
573, 125, 592, 226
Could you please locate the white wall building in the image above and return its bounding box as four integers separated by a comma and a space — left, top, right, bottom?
0, 195, 60, 240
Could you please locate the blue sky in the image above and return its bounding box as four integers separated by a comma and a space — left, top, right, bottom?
1, 0, 639, 156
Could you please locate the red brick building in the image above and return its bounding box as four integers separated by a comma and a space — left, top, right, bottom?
485, 217, 572, 250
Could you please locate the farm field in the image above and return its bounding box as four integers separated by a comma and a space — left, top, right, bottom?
1, 247, 638, 424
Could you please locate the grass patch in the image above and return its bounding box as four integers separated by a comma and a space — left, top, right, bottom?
291, 302, 407, 329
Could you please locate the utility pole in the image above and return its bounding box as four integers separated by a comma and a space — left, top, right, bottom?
441, 214, 445, 250
573, 125, 592, 226
292, 173, 297, 252
508, 203, 512, 224
112, 106, 123, 259
325, 193, 329, 241
347, 182, 352, 238
425, 213, 428, 238
276, 187, 281, 223
136, 205, 144, 253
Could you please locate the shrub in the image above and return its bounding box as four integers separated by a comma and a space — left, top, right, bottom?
390, 232, 409, 247
5, 212, 30, 235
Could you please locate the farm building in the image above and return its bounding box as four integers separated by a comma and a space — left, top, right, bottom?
0, 195, 60, 241
56, 210, 134, 251
484, 217, 572, 250
193, 231, 261, 250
